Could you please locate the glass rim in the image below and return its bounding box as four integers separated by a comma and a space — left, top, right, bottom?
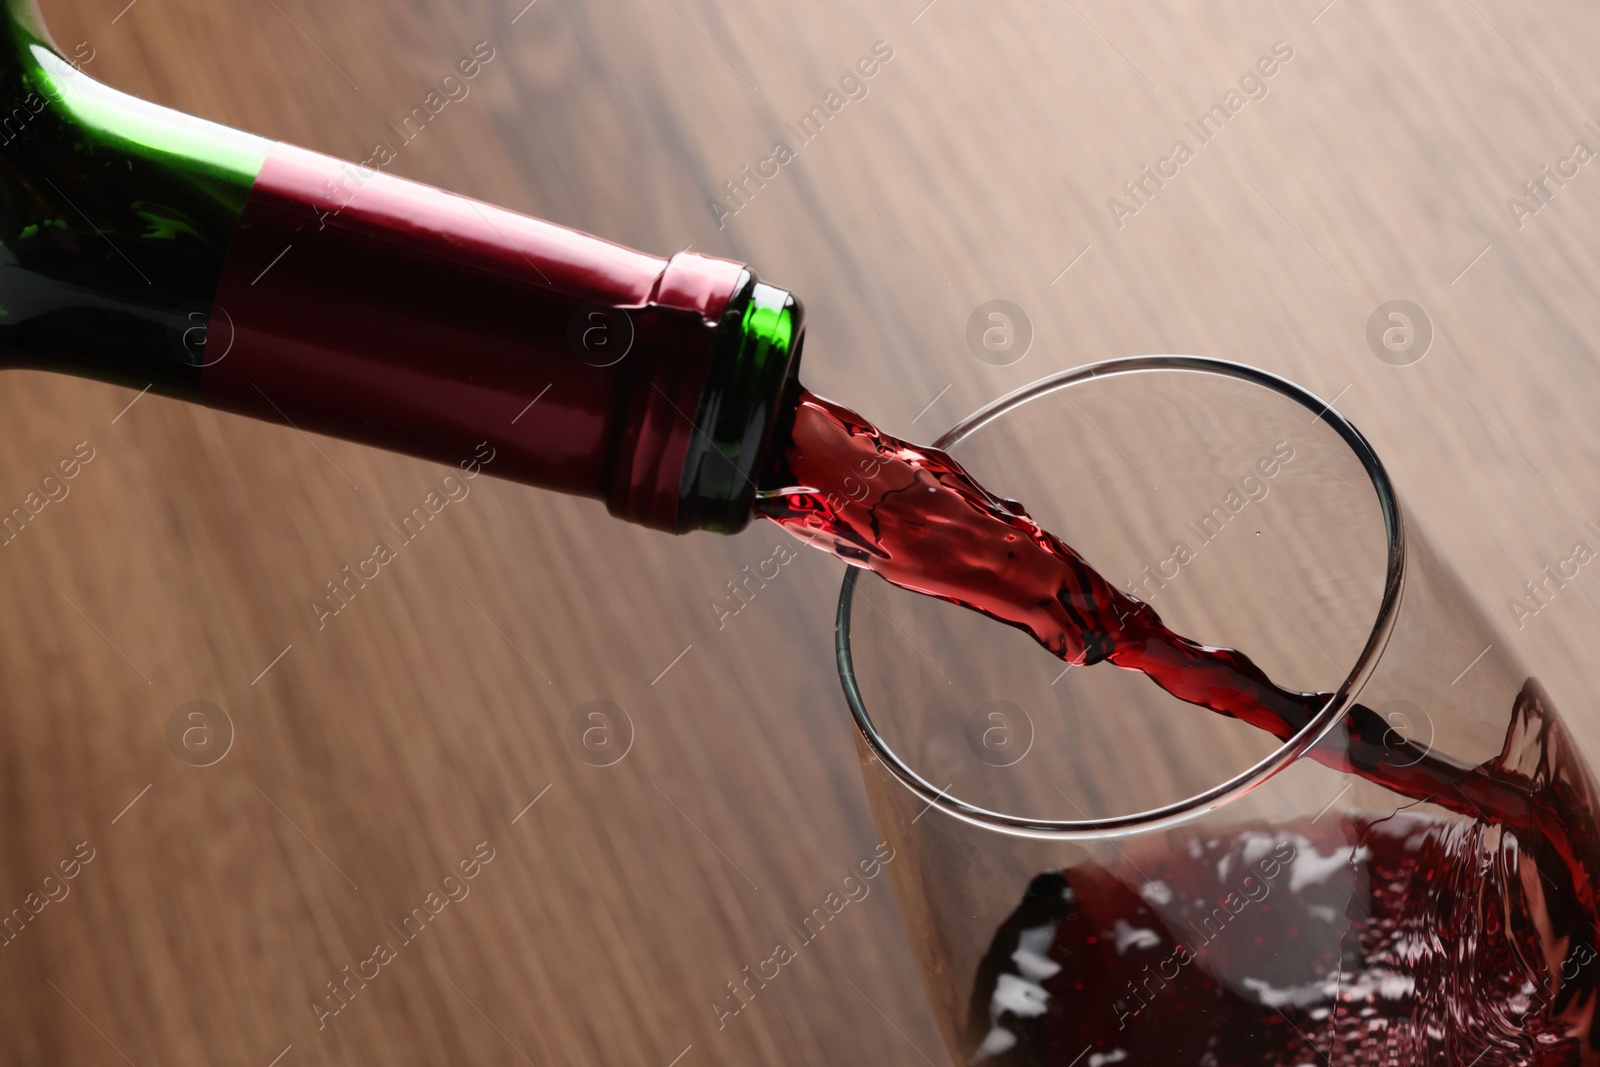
834, 355, 1407, 840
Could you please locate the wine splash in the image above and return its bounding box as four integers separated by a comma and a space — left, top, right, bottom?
967, 682, 1599, 1065
757, 388, 1600, 1064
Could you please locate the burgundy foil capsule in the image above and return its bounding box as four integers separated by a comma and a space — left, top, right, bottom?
206, 143, 803, 533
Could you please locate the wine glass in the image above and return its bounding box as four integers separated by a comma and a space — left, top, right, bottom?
837, 357, 1600, 1066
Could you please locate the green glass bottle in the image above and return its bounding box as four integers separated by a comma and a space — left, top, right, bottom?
0, 0, 804, 534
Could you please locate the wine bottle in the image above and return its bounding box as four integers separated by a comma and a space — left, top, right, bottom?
0, 0, 803, 533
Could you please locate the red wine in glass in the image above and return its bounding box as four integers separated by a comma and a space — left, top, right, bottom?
757, 388, 1600, 1065
964, 681, 1594, 1065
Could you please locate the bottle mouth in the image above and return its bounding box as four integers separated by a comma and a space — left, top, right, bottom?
834, 355, 1407, 840
675, 276, 806, 534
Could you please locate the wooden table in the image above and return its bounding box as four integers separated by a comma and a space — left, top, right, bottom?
7, 0, 1600, 1063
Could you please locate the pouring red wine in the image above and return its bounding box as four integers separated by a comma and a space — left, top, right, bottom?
4, 8, 1595, 1058
757, 387, 1600, 1066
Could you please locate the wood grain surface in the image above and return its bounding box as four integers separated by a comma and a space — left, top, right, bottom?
8, 0, 1600, 1064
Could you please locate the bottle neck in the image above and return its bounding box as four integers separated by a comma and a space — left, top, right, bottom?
0, 1, 805, 534
679, 278, 804, 533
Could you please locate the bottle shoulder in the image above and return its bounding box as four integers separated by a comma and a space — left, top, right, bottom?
0, 0, 263, 389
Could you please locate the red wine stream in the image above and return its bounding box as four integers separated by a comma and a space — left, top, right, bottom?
756, 388, 1600, 1064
